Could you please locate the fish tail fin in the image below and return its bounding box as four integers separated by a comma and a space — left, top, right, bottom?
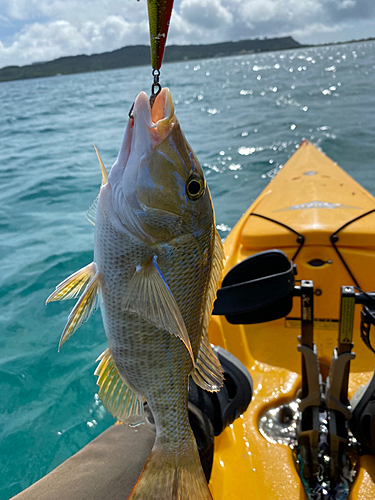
127, 437, 213, 500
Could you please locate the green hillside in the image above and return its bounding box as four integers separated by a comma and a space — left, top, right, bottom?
0, 37, 302, 83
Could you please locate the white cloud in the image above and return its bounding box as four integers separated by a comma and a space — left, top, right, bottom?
335, 0, 356, 10
3, 0, 148, 23
0, 13, 12, 26
236, 0, 323, 25
0, 0, 374, 69
0, 16, 149, 67
180, 0, 233, 29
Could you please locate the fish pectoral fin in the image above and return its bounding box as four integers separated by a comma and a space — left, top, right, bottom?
191, 335, 223, 392
122, 256, 195, 365
58, 268, 101, 350
95, 348, 144, 424
46, 262, 97, 303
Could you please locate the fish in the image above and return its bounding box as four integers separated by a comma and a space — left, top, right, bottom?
46, 87, 225, 500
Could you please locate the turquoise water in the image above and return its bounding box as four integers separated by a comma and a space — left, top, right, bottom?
1, 41, 375, 499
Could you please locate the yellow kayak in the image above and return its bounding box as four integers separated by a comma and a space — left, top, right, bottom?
208, 140, 375, 499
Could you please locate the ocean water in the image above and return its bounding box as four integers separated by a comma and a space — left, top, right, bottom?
1, 41, 375, 499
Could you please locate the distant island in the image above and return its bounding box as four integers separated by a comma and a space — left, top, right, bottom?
1, 35, 373, 84
0, 37, 301, 83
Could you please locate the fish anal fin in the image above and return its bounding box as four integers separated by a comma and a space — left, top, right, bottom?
58, 269, 101, 350
95, 348, 144, 424
122, 256, 195, 365
46, 262, 97, 303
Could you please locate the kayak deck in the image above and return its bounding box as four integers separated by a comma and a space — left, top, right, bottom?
208, 141, 375, 499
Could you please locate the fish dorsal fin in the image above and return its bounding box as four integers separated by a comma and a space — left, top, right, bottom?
85, 146, 108, 226
191, 336, 223, 392
46, 262, 97, 303
93, 144, 108, 185
95, 348, 144, 424
192, 229, 225, 392
122, 256, 195, 365
57, 266, 101, 350
86, 196, 98, 226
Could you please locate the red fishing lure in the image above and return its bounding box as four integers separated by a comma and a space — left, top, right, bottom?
147, 0, 175, 70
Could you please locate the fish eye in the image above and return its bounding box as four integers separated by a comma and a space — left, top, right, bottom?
187, 174, 205, 200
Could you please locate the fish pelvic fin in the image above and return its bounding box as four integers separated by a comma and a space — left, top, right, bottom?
46, 262, 97, 303
58, 265, 101, 350
192, 229, 225, 392
122, 255, 195, 365
127, 437, 213, 500
95, 348, 144, 425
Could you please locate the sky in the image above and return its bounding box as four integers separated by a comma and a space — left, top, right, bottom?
0, 0, 374, 69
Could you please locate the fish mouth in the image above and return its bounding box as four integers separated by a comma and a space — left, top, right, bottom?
132, 87, 175, 145
107, 87, 180, 241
